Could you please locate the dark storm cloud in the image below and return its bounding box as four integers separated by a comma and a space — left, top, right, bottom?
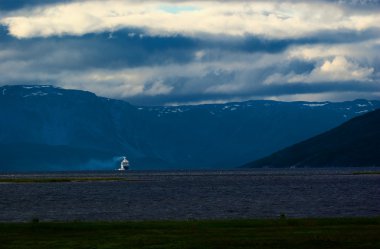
337, 0, 380, 9
212, 28, 379, 54
0, 0, 74, 11
0, 29, 200, 70
0, 26, 378, 73
0, 25, 9, 38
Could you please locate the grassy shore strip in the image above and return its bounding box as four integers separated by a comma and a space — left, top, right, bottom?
352, 171, 380, 175
1, 217, 380, 249
0, 177, 134, 183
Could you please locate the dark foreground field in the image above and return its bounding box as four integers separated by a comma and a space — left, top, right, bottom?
1, 218, 380, 249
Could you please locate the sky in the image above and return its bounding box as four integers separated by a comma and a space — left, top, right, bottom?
0, 0, 380, 105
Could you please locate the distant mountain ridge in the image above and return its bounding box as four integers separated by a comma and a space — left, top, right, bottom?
243, 109, 380, 168
1, 84, 380, 171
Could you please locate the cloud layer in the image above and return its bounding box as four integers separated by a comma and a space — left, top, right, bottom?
0, 0, 380, 105
3, 1, 380, 39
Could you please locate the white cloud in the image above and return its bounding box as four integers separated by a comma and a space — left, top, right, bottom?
265, 56, 374, 84
288, 44, 363, 60
299, 56, 374, 82
265, 91, 380, 102
145, 79, 174, 96
313, 56, 373, 80
2, 1, 380, 39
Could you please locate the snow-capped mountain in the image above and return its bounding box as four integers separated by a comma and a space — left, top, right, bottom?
1, 85, 379, 171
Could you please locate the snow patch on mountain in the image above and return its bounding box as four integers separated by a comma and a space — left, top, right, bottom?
23, 91, 49, 97
303, 103, 329, 107
356, 110, 369, 114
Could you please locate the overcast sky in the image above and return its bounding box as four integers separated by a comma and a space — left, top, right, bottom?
1, 0, 380, 105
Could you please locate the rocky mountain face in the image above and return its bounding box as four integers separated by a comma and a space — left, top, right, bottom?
1, 85, 379, 171
243, 108, 380, 168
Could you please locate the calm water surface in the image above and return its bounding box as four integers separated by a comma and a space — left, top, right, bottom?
0, 168, 379, 222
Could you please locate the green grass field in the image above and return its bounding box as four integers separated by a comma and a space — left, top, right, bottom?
1, 218, 380, 249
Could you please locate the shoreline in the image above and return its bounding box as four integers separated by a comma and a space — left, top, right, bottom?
1, 171, 380, 184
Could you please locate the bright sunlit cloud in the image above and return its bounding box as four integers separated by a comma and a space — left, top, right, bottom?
2, 1, 380, 39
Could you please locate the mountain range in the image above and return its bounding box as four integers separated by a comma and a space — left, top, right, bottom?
244, 108, 380, 168
1, 85, 379, 171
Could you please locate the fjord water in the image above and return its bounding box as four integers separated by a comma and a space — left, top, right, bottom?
0, 169, 379, 222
